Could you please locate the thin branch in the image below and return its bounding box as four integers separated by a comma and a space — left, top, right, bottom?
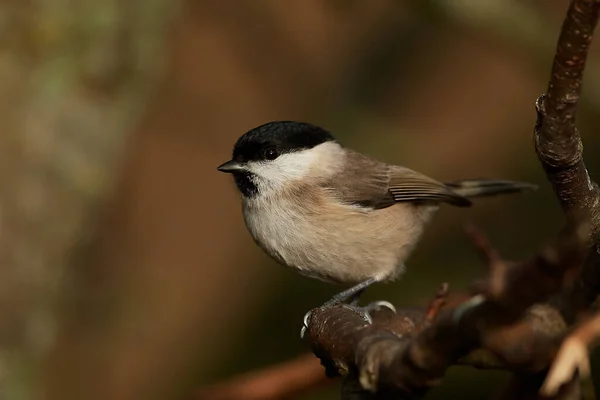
532, 1, 600, 396
194, 354, 330, 400
534, 0, 600, 319
534, 0, 600, 220
425, 283, 449, 322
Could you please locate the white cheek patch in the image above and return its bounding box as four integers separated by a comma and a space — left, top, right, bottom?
246, 150, 318, 192
244, 141, 344, 194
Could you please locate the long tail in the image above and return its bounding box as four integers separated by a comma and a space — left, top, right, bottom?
445, 179, 538, 201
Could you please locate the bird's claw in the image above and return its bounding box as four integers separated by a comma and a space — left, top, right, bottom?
300, 309, 314, 339
303, 310, 312, 327
300, 325, 307, 339
365, 300, 397, 314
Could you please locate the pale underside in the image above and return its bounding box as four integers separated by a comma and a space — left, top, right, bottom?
243, 192, 437, 284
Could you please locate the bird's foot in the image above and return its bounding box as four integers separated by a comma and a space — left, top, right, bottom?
300, 300, 396, 339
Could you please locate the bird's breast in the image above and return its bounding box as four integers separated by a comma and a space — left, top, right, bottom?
242, 192, 437, 284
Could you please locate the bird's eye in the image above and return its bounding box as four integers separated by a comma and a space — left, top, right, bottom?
264, 147, 279, 160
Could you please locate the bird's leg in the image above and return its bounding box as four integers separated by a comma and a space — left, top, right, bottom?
323, 277, 378, 307
348, 288, 366, 306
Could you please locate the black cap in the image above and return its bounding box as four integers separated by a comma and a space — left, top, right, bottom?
231, 121, 335, 162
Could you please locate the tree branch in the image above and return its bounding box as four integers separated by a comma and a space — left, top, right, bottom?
534, 0, 600, 322
535, 0, 600, 171
194, 354, 330, 400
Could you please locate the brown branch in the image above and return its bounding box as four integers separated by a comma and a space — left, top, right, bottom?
194, 354, 330, 400
303, 223, 588, 399
531, 1, 600, 396
535, 0, 600, 174
425, 283, 449, 321
534, 0, 600, 317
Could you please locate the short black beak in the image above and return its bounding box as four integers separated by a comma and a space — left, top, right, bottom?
217, 160, 246, 173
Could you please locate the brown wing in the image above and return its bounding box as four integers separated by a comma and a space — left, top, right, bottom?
325, 150, 471, 209
388, 166, 471, 207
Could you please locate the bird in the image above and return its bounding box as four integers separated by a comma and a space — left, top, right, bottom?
217, 121, 536, 328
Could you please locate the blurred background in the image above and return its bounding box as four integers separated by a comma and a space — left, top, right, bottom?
2, 0, 600, 399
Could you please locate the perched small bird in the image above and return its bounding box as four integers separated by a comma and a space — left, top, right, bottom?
218, 121, 536, 326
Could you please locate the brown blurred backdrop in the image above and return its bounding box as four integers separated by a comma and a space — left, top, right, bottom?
4, 0, 600, 399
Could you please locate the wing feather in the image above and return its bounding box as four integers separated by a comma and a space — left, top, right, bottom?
323, 151, 470, 209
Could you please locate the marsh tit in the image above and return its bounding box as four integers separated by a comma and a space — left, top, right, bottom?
218, 121, 536, 323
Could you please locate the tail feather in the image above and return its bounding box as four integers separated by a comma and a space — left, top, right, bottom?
445, 179, 538, 199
